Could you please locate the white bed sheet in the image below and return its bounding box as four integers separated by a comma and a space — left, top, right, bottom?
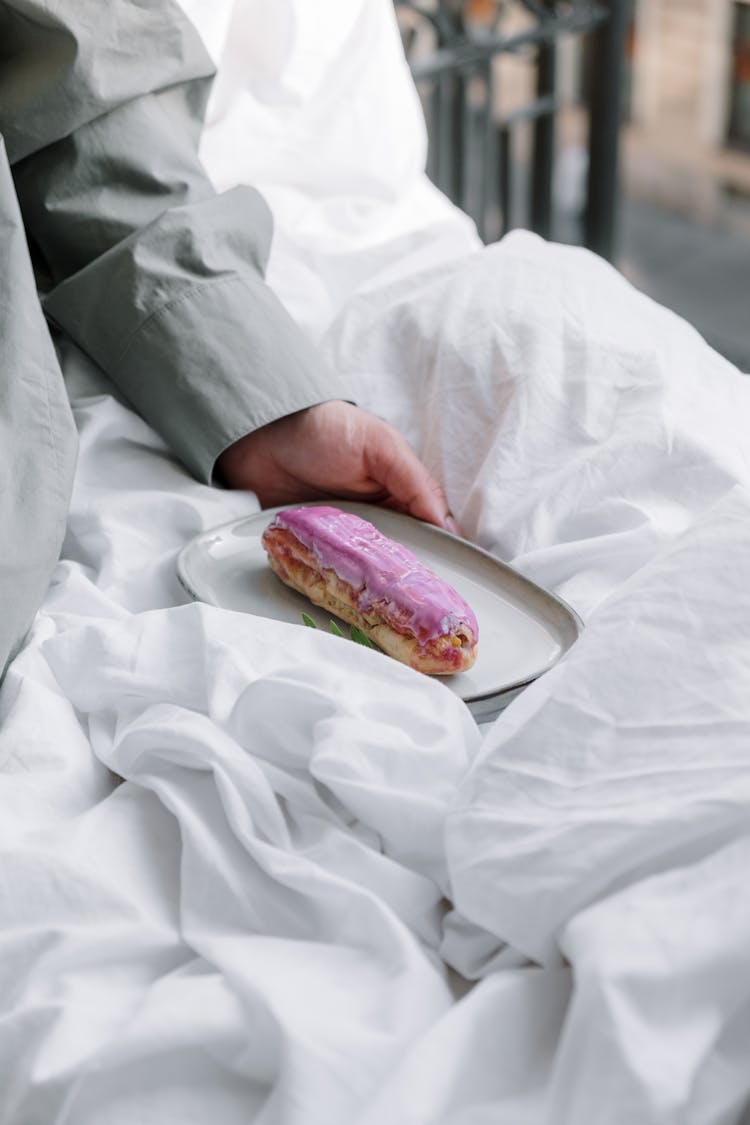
2, 2, 750, 1122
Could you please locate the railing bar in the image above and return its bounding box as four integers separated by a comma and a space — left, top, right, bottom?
477, 61, 493, 242
427, 81, 440, 185
531, 32, 556, 238
425, 88, 557, 130
584, 0, 628, 259
498, 124, 511, 237
451, 72, 466, 204
436, 75, 453, 194
499, 93, 556, 127
395, 0, 459, 43
408, 8, 608, 81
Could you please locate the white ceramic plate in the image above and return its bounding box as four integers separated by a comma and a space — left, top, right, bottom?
177, 501, 582, 722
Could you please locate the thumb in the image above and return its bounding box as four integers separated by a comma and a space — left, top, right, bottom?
364, 421, 458, 533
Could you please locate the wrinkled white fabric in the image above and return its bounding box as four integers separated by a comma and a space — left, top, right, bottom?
1, 607, 475, 1125
446, 483, 750, 966
551, 836, 750, 1124
3, 1, 750, 1122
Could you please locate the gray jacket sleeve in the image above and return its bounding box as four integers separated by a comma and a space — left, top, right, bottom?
0, 138, 77, 674
1, 0, 339, 482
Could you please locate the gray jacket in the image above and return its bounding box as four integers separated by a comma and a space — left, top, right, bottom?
0, 0, 336, 671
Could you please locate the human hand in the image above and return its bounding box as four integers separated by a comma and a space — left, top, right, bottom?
216, 401, 459, 532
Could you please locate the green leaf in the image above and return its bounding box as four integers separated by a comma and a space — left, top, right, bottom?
349, 625, 375, 649
302, 613, 377, 653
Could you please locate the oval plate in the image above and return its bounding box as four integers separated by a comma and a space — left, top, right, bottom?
177, 501, 582, 723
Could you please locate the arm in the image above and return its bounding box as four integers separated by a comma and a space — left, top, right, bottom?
1, 0, 337, 483
1, 0, 454, 528
0, 138, 77, 674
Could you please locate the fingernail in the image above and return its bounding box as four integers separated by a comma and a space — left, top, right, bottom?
444, 513, 461, 535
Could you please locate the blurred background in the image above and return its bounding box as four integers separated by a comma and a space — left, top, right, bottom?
395, 0, 750, 371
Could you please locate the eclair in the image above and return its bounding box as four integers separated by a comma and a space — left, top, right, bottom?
262, 506, 478, 674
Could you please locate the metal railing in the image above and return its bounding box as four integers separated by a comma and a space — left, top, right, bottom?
395, 0, 627, 259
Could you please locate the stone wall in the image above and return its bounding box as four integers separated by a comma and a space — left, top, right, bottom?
625, 0, 750, 226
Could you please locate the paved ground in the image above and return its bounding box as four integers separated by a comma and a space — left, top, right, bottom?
616, 197, 750, 374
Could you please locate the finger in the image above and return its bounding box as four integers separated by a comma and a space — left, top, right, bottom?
364, 423, 452, 530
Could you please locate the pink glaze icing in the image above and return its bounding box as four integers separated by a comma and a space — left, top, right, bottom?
265, 506, 478, 646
